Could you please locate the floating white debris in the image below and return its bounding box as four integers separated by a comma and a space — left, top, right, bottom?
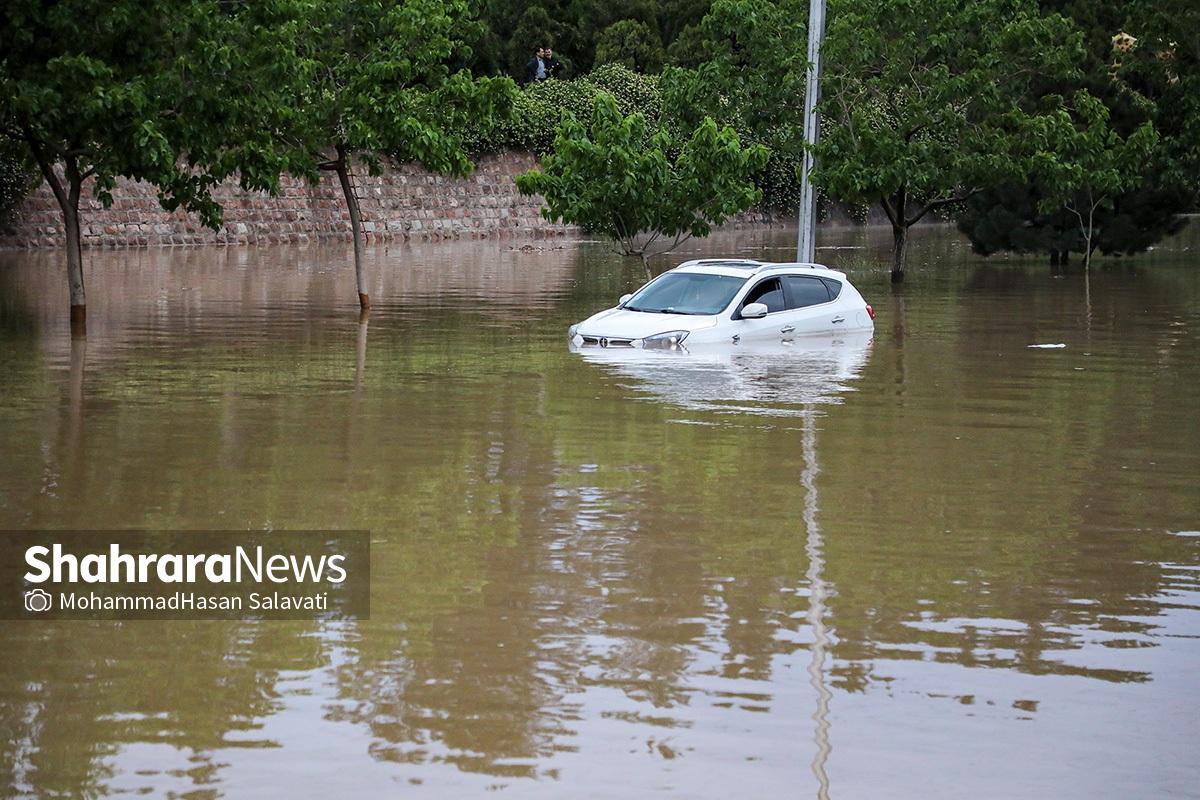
1028, 343, 1067, 349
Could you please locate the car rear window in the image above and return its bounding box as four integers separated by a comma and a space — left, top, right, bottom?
783, 275, 836, 309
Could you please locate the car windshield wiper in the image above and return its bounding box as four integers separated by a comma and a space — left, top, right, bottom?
624, 306, 706, 315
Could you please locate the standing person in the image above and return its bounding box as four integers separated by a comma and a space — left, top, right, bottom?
525, 47, 547, 84
542, 46, 562, 79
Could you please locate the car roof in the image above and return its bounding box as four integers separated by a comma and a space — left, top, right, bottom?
672, 258, 848, 281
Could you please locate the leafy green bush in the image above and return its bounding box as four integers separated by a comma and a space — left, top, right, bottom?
521, 77, 603, 150
463, 61, 800, 216
0, 143, 35, 234
465, 64, 663, 155
516, 92, 767, 268
584, 63, 661, 121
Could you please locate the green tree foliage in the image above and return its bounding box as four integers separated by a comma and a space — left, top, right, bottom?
956, 0, 1192, 267
661, 0, 807, 212
0, 0, 299, 332
658, 0, 715, 49
956, 179, 1188, 266
595, 20, 666, 73
515, 93, 767, 272
814, 0, 1083, 280
285, 0, 516, 309
470, 0, 711, 80
1031, 90, 1158, 269
1117, 0, 1200, 201
957, 183, 1079, 262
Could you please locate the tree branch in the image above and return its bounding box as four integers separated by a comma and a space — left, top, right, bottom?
905, 188, 981, 227
22, 127, 68, 209
880, 195, 898, 227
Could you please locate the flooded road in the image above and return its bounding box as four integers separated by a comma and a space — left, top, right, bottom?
1, 225, 1198, 798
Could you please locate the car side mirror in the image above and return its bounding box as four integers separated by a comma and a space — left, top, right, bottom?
740, 302, 768, 319
619, 293, 633, 306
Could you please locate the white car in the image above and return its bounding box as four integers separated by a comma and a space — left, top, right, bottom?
569, 259, 875, 349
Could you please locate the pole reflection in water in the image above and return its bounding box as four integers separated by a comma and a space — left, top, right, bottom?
572, 335, 865, 798
802, 407, 832, 800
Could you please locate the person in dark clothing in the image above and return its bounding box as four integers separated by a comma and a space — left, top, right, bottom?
542, 47, 562, 79
525, 47, 548, 84
524, 46, 562, 84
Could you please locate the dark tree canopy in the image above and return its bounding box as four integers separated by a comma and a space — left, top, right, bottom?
595, 19, 666, 73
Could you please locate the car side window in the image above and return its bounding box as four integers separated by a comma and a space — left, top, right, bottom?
783, 276, 833, 309
820, 277, 843, 300
743, 278, 785, 313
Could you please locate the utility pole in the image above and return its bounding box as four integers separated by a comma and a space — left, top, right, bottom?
796, 0, 827, 263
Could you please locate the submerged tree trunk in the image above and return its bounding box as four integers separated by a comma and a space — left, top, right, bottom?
882, 186, 977, 284
62, 192, 86, 337
28, 141, 87, 337
333, 145, 369, 310
1082, 203, 1095, 272
882, 189, 909, 283
891, 224, 908, 283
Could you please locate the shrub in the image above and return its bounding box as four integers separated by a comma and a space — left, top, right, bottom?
584, 63, 661, 121
0, 143, 35, 234
516, 93, 768, 269
465, 64, 663, 155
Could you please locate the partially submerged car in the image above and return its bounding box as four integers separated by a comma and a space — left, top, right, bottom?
569, 259, 875, 349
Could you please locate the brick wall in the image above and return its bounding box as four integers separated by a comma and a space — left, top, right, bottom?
0, 151, 577, 249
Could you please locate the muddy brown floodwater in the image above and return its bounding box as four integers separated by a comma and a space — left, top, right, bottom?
0, 224, 1198, 799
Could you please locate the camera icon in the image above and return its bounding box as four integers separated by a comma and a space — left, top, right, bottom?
24, 588, 53, 613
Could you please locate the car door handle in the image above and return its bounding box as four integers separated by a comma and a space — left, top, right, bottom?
831, 316, 845, 324
780, 325, 795, 334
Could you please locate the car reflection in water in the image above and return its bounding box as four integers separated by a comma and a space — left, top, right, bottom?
570, 330, 874, 415
572, 329, 870, 798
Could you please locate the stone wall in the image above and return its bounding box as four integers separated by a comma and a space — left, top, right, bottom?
0, 151, 577, 249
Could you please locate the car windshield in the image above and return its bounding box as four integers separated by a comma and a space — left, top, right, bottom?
624, 273, 747, 315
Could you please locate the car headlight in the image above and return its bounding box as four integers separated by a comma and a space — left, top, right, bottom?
567, 324, 579, 339
641, 330, 689, 348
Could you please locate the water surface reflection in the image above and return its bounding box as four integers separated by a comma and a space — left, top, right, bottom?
572, 332, 873, 415
0, 227, 1198, 798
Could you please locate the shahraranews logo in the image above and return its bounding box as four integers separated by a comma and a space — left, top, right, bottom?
1, 530, 369, 620
24, 542, 347, 613
25, 543, 348, 584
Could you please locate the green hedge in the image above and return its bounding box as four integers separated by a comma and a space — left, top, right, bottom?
466, 63, 664, 155
464, 63, 800, 213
